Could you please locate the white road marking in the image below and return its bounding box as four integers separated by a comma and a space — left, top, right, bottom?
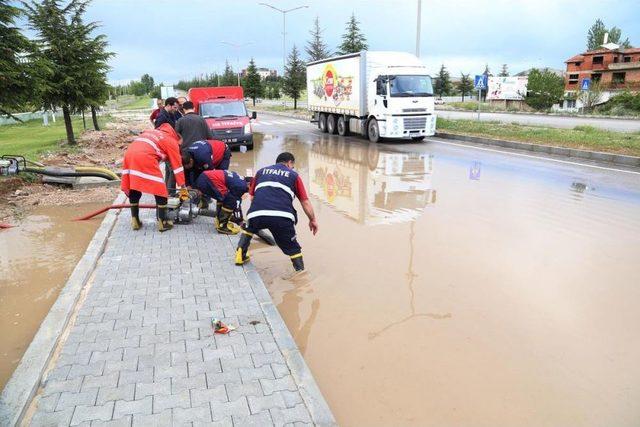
429, 138, 640, 176
270, 120, 286, 125
258, 120, 273, 125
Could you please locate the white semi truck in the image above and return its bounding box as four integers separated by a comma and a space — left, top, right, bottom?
306, 51, 436, 143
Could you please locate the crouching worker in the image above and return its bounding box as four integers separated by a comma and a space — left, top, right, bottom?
182, 139, 231, 185
193, 169, 248, 234
121, 123, 189, 232
235, 152, 318, 272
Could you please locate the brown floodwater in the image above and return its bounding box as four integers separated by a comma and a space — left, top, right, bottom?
233, 132, 640, 426
0, 204, 103, 390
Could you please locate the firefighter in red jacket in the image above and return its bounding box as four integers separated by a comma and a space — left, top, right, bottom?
193, 169, 248, 234
121, 123, 189, 232
181, 139, 231, 186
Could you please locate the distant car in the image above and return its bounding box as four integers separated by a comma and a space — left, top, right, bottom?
434, 98, 445, 105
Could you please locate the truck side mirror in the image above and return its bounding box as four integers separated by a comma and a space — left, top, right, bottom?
251, 111, 257, 120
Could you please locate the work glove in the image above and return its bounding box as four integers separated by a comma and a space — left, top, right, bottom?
178, 187, 190, 202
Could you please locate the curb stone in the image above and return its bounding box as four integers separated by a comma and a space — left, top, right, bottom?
435, 132, 640, 168
435, 107, 640, 121
0, 193, 125, 426
226, 236, 337, 426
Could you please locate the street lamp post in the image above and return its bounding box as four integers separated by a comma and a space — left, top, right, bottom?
221, 41, 254, 86
258, 3, 308, 78
415, 0, 422, 57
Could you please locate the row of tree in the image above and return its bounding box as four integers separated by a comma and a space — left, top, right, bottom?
1, 0, 112, 144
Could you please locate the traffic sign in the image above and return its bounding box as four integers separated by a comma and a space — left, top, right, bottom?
474, 75, 488, 90
581, 78, 591, 91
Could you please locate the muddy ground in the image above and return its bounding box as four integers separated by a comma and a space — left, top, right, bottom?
0, 115, 149, 222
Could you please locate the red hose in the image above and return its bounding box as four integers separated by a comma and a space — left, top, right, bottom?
0, 223, 14, 229
74, 204, 156, 221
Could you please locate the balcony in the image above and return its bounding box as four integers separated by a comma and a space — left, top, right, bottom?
609, 62, 640, 70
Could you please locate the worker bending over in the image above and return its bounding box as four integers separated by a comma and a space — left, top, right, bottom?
121, 123, 189, 232
182, 139, 231, 186
236, 152, 318, 272
193, 169, 248, 234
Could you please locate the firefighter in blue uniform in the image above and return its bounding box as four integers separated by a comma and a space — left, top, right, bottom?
193, 169, 248, 234
181, 139, 232, 186
235, 152, 318, 272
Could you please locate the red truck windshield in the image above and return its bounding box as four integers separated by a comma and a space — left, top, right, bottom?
200, 101, 247, 118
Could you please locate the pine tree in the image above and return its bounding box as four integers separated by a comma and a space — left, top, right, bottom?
306, 16, 330, 62
244, 58, 263, 106
434, 64, 452, 97
221, 60, 237, 86
457, 73, 473, 102
499, 64, 509, 77
0, 0, 47, 119
283, 45, 305, 109
336, 13, 368, 55
24, 0, 111, 144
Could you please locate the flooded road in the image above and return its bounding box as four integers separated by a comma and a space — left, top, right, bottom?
0, 204, 103, 389
235, 120, 640, 426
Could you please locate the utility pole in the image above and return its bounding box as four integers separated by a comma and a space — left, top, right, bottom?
221, 41, 254, 86
259, 3, 308, 78
415, 0, 422, 57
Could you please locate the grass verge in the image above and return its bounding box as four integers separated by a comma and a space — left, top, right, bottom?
437, 118, 640, 157
0, 116, 110, 160
118, 96, 152, 110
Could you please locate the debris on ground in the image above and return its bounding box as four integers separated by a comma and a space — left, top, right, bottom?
0, 113, 148, 222
212, 318, 236, 334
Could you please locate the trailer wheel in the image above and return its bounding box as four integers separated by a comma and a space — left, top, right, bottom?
318, 114, 328, 133
327, 114, 338, 134
367, 118, 380, 143
337, 116, 349, 136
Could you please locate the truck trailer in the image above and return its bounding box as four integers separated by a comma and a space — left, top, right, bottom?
306, 51, 436, 143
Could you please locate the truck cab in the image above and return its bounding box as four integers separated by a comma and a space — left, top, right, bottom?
187, 86, 256, 150
369, 72, 436, 141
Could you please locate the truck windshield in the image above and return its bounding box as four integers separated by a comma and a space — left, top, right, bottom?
389, 75, 434, 97
200, 101, 247, 118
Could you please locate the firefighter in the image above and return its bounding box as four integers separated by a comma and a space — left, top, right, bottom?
121, 123, 189, 232
235, 152, 318, 272
193, 169, 248, 234
181, 139, 232, 187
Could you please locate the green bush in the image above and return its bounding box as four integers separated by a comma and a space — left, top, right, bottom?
599, 91, 640, 114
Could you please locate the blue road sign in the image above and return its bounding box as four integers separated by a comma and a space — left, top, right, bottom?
474, 75, 488, 90
581, 78, 591, 91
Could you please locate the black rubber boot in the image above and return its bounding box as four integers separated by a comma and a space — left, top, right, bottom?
216, 206, 238, 235
235, 231, 252, 265
291, 255, 305, 272
156, 205, 173, 232
130, 203, 142, 230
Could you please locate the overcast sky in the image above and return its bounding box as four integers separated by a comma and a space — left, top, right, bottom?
74, 0, 640, 84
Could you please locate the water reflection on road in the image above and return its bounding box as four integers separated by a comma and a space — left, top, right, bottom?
234, 131, 640, 427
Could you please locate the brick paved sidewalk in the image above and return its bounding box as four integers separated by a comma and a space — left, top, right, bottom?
28, 201, 334, 426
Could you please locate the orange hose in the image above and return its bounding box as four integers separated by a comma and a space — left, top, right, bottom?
74, 204, 156, 221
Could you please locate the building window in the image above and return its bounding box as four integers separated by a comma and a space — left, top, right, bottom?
612, 72, 626, 84
566, 99, 576, 109
614, 57, 619, 63
624, 56, 631, 63
592, 56, 604, 65
591, 73, 602, 82
568, 74, 579, 84
574, 62, 582, 66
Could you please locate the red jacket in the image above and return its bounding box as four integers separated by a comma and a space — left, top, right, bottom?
121, 123, 185, 197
